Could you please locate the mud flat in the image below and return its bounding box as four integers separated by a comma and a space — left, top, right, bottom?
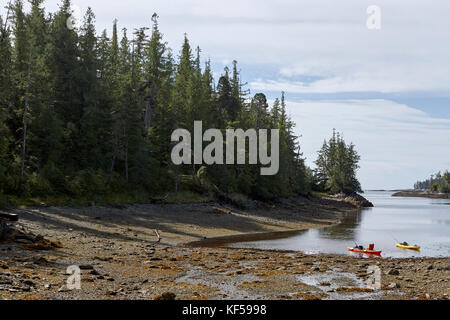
0, 196, 448, 300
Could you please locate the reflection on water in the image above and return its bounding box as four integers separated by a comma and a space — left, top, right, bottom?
229, 191, 450, 258
317, 210, 363, 240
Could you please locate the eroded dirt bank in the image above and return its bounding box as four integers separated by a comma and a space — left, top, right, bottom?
0, 197, 448, 300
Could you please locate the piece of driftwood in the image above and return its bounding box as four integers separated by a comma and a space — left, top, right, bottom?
0, 212, 19, 222
154, 229, 161, 243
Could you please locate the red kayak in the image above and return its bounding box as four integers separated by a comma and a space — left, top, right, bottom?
348, 247, 382, 255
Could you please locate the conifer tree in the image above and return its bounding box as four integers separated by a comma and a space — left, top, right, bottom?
146, 14, 175, 168
79, 7, 112, 170
228, 60, 241, 121
216, 68, 232, 127
27, 0, 63, 173
173, 34, 194, 128
0, 14, 13, 193
49, 0, 82, 171
315, 130, 362, 194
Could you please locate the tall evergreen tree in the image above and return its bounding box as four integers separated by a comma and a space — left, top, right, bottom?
49, 0, 82, 171
79, 7, 112, 170
216, 68, 232, 127
173, 34, 194, 129
0, 14, 13, 193
10, 0, 33, 185
200, 59, 214, 127
146, 14, 175, 166
26, 0, 63, 174
228, 60, 242, 121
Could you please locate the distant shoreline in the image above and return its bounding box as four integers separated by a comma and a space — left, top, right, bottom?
392, 190, 450, 199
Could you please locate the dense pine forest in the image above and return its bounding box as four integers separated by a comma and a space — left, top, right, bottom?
0, 0, 361, 207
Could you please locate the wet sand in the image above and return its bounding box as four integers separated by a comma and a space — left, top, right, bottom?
0, 197, 448, 300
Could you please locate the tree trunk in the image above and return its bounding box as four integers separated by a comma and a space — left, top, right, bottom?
109, 125, 119, 178
174, 166, 179, 194
144, 99, 152, 135
125, 138, 129, 182
20, 47, 33, 185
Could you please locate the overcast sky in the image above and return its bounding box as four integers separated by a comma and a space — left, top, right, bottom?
2, 0, 449, 189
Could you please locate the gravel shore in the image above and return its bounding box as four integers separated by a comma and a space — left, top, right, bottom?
0, 197, 448, 300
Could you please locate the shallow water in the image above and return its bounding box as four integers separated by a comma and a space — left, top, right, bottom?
296, 270, 385, 300
229, 191, 450, 258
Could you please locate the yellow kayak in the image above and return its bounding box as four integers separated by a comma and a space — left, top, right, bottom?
396, 243, 420, 251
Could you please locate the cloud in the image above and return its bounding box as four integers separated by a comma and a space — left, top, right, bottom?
282, 99, 450, 189
251, 57, 450, 94
251, 74, 450, 94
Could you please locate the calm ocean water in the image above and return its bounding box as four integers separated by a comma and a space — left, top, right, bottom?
229, 191, 450, 258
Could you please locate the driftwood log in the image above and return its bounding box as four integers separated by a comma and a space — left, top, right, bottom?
0, 212, 19, 222
154, 229, 161, 243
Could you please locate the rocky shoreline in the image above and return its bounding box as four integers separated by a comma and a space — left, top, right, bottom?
326, 193, 374, 208
0, 196, 448, 300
